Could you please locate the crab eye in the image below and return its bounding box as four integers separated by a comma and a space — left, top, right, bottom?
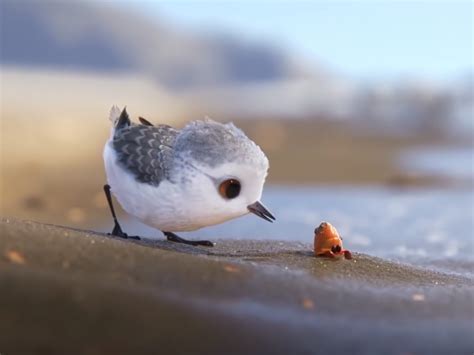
331, 245, 341, 253
218, 179, 241, 199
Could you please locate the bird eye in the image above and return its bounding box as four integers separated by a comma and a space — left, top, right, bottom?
218, 179, 241, 199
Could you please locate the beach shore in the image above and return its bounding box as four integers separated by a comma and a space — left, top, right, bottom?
1, 218, 472, 354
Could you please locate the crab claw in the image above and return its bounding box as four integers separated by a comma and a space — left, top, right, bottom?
319, 250, 336, 258
343, 250, 352, 260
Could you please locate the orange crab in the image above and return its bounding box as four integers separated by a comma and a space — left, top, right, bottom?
314, 222, 352, 260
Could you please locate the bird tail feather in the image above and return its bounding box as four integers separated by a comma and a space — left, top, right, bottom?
109, 105, 122, 125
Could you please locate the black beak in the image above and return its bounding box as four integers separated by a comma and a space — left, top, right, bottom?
247, 201, 276, 223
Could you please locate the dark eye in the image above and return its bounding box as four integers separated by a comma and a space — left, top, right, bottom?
219, 179, 241, 199
331, 245, 341, 253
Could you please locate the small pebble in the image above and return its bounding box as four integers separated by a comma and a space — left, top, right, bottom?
5, 250, 26, 265
223, 265, 240, 273
301, 298, 315, 310
412, 293, 425, 302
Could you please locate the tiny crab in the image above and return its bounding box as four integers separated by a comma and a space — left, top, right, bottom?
314, 222, 352, 260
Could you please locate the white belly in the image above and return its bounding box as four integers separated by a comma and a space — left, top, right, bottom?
104, 141, 208, 232
104, 142, 188, 231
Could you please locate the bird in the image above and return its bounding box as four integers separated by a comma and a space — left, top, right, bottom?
102, 106, 275, 247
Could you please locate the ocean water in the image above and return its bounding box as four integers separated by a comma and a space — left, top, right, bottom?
400, 147, 474, 180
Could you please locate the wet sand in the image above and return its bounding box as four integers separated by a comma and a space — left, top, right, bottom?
1, 218, 473, 354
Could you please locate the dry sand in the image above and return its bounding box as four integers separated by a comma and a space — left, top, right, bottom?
1, 218, 472, 354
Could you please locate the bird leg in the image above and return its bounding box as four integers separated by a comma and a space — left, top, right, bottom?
103, 184, 140, 240
163, 231, 214, 247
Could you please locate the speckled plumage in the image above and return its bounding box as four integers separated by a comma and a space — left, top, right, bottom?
112, 111, 268, 187
113, 124, 178, 185
174, 119, 268, 170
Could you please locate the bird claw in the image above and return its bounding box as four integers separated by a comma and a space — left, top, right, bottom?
109, 224, 141, 240
164, 232, 214, 247
343, 250, 352, 260
194, 240, 215, 247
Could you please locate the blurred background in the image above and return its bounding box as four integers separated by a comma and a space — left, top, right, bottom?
1, 1, 472, 268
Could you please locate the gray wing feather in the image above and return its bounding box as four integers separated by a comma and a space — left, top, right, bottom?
113, 124, 178, 185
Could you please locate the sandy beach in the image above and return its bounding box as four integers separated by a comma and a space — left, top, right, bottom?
2, 3, 473, 354
1, 217, 472, 354
1, 69, 471, 355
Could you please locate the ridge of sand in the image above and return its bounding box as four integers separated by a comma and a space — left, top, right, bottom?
1, 218, 473, 354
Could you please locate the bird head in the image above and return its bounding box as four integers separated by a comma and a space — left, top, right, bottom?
172, 119, 275, 228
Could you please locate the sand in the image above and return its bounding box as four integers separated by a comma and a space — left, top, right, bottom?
1, 218, 473, 354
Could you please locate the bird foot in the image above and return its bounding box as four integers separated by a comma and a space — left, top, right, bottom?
164, 232, 214, 247
108, 223, 141, 240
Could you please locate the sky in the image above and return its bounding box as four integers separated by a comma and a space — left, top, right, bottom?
129, 0, 473, 81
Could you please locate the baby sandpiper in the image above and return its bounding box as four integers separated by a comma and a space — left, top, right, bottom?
103, 106, 275, 247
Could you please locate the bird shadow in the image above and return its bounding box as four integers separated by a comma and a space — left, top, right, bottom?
92, 230, 315, 259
